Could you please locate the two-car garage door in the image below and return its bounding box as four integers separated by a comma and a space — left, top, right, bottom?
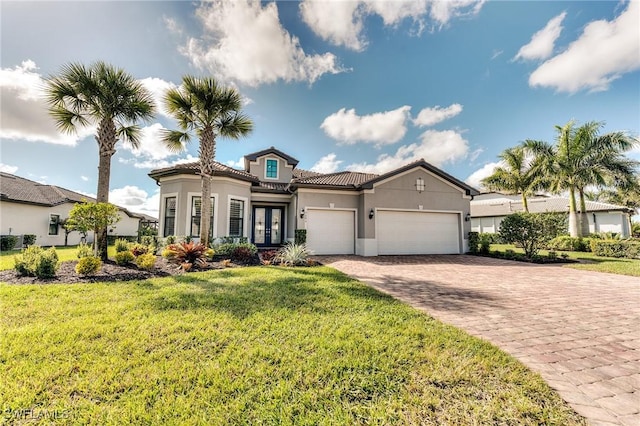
377, 211, 460, 255
305, 209, 461, 255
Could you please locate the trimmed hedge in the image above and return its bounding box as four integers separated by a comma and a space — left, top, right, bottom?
0, 235, 18, 251
590, 239, 640, 259
467, 232, 479, 254
547, 236, 591, 252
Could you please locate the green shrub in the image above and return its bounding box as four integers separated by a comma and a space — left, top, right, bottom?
499, 212, 565, 259
1, 235, 18, 251
140, 236, 158, 254
75, 256, 102, 276
548, 236, 590, 252
467, 232, 479, 254
216, 236, 248, 245
205, 248, 215, 260
590, 239, 640, 259
135, 253, 157, 270
478, 233, 502, 244
114, 250, 135, 265
114, 238, 130, 253
479, 234, 492, 254
231, 246, 257, 263
165, 235, 177, 245
76, 242, 93, 258
15, 246, 60, 278
295, 229, 307, 245
214, 242, 257, 259
275, 243, 311, 266
23, 234, 37, 246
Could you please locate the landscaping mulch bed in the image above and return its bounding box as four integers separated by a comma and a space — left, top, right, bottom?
0, 257, 243, 285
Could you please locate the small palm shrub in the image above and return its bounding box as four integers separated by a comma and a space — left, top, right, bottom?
15, 246, 60, 278
114, 250, 135, 265
76, 242, 93, 258
275, 243, 311, 266
135, 253, 157, 270
114, 238, 130, 253
163, 242, 207, 270
75, 256, 102, 276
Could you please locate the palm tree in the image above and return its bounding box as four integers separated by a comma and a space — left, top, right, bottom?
525, 120, 638, 237
162, 76, 253, 248
45, 62, 155, 260
481, 145, 542, 212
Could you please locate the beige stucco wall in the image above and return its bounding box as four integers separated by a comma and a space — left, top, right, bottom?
247, 155, 294, 183
0, 201, 140, 247
158, 175, 252, 238
363, 169, 472, 239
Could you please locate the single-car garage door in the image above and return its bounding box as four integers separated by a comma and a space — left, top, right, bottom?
377, 211, 460, 255
306, 209, 355, 255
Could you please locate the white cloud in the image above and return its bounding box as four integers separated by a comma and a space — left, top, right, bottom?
109, 186, 160, 218
300, 0, 483, 50
118, 154, 199, 170
529, 1, 640, 93
310, 153, 343, 173
121, 123, 184, 161
347, 129, 469, 173
139, 77, 177, 118
320, 106, 411, 147
300, 1, 365, 51
0, 163, 18, 174
225, 157, 245, 169
429, 0, 486, 27
80, 175, 89, 182
182, 0, 344, 87
514, 11, 566, 61
413, 103, 463, 127
0, 60, 94, 145
465, 161, 501, 189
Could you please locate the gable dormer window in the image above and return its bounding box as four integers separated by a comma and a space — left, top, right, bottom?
266, 159, 278, 179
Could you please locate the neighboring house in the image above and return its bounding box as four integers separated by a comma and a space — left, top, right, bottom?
470, 192, 634, 237
0, 172, 154, 247
149, 147, 479, 256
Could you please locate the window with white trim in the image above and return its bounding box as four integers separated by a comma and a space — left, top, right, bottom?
190, 196, 214, 237
163, 197, 176, 237
229, 199, 244, 237
266, 159, 278, 179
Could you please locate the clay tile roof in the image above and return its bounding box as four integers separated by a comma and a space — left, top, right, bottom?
293, 171, 379, 187
244, 146, 299, 166
148, 161, 258, 182
0, 172, 94, 206
292, 168, 323, 179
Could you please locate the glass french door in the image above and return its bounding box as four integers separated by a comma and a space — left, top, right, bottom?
252, 207, 283, 247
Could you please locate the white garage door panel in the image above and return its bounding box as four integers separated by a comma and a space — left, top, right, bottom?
306, 210, 355, 255
378, 211, 460, 255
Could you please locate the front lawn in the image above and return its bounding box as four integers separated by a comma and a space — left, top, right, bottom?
491, 244, 640, 277
1, 267, 584, 425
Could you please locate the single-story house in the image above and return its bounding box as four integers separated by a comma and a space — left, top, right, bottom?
148, 147, 479, 256
0, 172, 154, 247
470, 192, 634, 237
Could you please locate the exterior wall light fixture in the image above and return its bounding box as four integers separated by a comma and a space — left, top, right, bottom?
369, 208, 375, 220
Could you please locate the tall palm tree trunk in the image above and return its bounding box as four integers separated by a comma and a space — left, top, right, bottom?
568, 186, 580, 237
521, 193, 529, 213
96, 119, 117, 260
199, 128, 216, 248
578, 188, 591, 236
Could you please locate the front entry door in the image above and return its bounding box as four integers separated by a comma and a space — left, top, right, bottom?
252, 207, 283, 247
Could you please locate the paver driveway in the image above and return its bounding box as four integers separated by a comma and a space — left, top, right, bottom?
316, 255, 640, 426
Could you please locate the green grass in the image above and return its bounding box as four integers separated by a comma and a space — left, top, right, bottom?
491, 244, 640, 277
0, 245, 116, 271
1, 267, 584, 425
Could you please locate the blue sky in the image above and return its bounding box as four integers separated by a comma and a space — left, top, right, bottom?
1, 0, 638, 218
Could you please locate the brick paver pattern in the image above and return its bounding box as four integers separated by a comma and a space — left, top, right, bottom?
316, 255, 640, 426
